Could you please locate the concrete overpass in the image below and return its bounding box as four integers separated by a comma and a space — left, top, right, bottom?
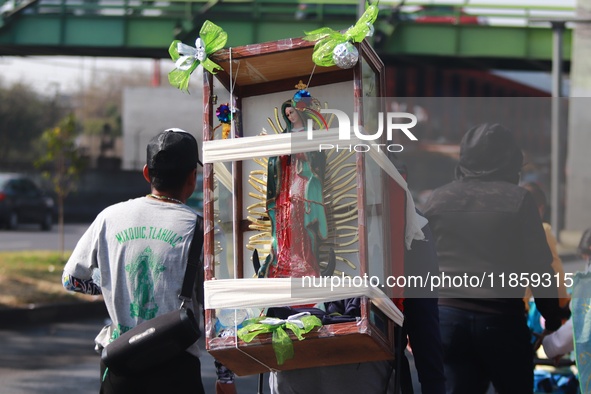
0, 0, 575, 73
3, 0, 589, 237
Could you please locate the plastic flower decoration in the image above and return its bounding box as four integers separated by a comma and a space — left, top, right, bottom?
303, 2, 378, 69
168, 20, 228, 92
214, 103, 232, 139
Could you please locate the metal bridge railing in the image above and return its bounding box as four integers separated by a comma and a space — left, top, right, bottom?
0, 0, 576, 28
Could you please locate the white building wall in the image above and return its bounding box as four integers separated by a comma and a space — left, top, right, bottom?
566, 0, 591, 231
122, 86, 202, 170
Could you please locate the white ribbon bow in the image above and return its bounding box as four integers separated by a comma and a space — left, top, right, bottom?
175, 37, 207, 71
258, 312, 311, 329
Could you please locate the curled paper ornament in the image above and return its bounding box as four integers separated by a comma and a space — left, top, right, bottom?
291, 81, 329, 131
216, 104, 232, 124
303, 3, 378, 68
215, 103, 233, 139
168, 20, 228, 92
236, 312, 322, 365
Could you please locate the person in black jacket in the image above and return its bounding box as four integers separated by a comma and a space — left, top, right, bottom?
396, 216, 446, 394
392, 163, 446, 394
422, 123, 562, 394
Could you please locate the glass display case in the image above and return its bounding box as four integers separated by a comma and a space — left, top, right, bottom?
200, 37, 407, 376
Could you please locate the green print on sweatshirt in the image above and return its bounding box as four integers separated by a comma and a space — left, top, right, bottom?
126, 246, 166, 320
110, 323, 134, 341
115, 226, 183, 247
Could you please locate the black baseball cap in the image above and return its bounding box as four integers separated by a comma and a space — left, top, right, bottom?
455, 123, 522, 182
147, 128, 202, 170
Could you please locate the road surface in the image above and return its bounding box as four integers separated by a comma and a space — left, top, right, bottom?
0, 223, 89, 252
0, 317, 268, 394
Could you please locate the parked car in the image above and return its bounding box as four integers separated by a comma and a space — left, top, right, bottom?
0, 173, 55, 231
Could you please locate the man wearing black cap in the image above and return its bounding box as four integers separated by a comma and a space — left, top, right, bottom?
63, 128, 205, 393
422, 123, 563, 394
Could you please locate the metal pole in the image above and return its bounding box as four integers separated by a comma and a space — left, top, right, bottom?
358, 0, 365, 19
550, 21, 564, 241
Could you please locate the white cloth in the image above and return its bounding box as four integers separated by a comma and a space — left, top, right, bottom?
259, 312, 311, 329
204, 278, 404, 326
542, 318, 574, 358
202, 130, 425, 249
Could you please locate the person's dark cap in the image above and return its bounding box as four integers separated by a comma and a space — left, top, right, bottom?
455, 123, 523, 183
147, 128, 202, 170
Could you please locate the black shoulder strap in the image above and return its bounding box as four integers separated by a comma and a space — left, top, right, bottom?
179, 215, 204, 304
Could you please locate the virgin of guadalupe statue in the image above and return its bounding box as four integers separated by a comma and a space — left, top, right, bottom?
257, 84, 330, 278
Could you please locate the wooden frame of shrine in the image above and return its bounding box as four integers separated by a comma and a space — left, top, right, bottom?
200, 37, 407, 376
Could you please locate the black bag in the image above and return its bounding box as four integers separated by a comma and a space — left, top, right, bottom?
101, 216, 204, 376
101, 307, 200, 375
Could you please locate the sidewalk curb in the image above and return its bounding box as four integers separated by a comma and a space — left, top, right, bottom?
0, 301, 108, 329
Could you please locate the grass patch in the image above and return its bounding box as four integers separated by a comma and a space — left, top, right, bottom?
0, 251, 99, 308
0, 251, 68, 277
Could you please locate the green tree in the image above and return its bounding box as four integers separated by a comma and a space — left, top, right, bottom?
0, 81, 65, 167
35, 114, 86, 258
73, 68, 153, 139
